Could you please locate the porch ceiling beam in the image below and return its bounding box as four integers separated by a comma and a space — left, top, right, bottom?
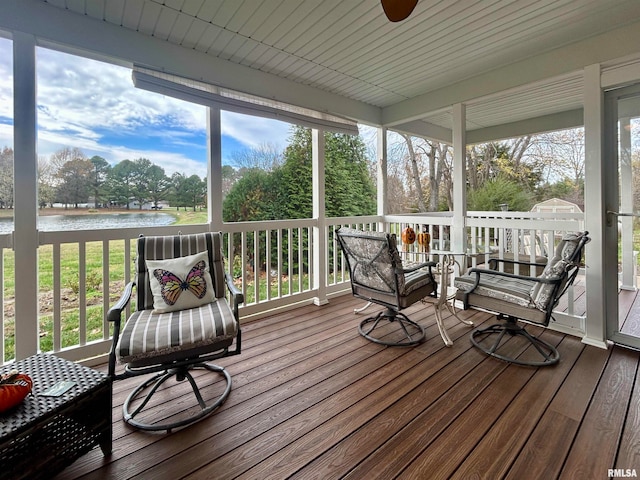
382, 19, 640, 127
388, 119, 452, 144
466, 109, 585, 144
0, 0, 381, 126
388, 108, 585, 145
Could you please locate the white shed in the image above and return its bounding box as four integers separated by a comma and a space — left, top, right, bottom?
531, 198, 583, 214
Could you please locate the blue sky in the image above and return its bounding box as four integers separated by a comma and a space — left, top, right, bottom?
0, 37, 294, 179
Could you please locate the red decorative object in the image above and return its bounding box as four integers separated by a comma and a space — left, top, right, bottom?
0, 371, 33, 412
401, 226, 416, 244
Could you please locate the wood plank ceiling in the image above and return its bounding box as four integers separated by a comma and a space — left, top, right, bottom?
35, 0, 640, 139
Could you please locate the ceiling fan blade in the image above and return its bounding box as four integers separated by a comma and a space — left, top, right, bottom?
381, 0, 418, 22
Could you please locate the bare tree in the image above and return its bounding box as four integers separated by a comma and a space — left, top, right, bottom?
400, 134, 427, 212
49, 147, 86, 172
38, 156, 57, 208
533, 129, 585, 185
228, 143, 282, 171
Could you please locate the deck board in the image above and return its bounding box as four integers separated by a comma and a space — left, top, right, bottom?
560, 347, 639, 479
55, 294, 640, 480
449, 334, 584, 480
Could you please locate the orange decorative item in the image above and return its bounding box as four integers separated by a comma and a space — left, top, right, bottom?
0, 370, 33, 412
401, 226, 416, 244
417, 232, 431, 251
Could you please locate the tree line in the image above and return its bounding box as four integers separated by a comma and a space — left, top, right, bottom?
3, 123, 634, 218
388, 128, 594, 214
0, 146, 206, 211
222, 126, 376, 222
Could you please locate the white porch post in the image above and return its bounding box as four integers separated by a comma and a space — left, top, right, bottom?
377, 127, 388, 229
13, 32, 39, 359
452, 104, 467, 258
312, 129, 328, 306
583, 63, 608, 349
207, 106, 223, 231
620, 117, 636, 290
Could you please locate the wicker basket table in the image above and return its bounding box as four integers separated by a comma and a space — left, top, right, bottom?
0, 353, 112, 480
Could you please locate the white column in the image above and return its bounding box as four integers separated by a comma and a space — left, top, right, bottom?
207, 106, 223, 231
452, 104, 467, 256
583, 63, 608, 349
312, 129, 328, 305
620, 117, 636, 290
13, 32, 39, 359
377, 127, 388, 230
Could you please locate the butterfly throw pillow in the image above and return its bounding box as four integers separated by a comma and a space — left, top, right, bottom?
146, 250, 215, 313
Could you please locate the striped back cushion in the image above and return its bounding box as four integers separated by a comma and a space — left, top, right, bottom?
136, 232, 225, 311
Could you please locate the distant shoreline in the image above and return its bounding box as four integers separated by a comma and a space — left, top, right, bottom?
0, 207, 174, 217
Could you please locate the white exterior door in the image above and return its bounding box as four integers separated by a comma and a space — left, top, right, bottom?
605, 83, 640, 349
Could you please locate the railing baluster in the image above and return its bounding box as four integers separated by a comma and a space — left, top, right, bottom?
241, 231, 248, 303
102, 240, 110, 339
53, 243, 61, 352
276, 229, 282, 297
298, 227, 303, 293
79, 241, 86, 346
287, 228, 293, 296
253, 230, 262, 305
265, 228, 271, 301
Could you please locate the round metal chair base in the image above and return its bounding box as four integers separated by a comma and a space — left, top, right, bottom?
358, 309, 426, 346
123, 362, 232, 432
470, 320, 560, 366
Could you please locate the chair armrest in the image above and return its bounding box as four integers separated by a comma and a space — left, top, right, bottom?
107, 281, 135, 323
466, 267, 561, 287
488, 257, 548, 269
225, 273, 244, 309
398, 260, 437, 274
106, 280, 135, 378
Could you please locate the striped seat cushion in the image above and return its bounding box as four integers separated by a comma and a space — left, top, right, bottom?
455, 272, 536, 308
116, 299, 237, 366
402, 267, 434, 296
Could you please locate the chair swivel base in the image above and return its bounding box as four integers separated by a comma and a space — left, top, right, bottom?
359, 308, 426, 346
123, 362, 232, 432
470, 317, 560, 367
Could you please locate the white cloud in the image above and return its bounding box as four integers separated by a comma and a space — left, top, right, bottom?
0, 38, 292, 169
1, 38, 373, 172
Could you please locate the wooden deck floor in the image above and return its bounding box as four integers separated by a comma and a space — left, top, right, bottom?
56, 294, 640, 480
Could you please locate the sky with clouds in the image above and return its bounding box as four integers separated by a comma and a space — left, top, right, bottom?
0, 37, 296, 179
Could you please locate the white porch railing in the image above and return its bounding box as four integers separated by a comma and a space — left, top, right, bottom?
1, 211, 587, 365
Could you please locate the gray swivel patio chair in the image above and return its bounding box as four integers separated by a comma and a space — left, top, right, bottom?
336, 227, 437, 346
107, 232, 242, 432
454, 231, 590, 366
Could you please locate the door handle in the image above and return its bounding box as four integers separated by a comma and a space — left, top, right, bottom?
608, 211, 640, 217
607, 211, 640, 227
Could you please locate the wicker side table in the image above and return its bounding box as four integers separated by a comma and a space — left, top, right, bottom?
0, 353, 112, 480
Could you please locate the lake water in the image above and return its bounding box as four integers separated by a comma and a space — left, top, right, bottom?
0, 212, 176, 234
